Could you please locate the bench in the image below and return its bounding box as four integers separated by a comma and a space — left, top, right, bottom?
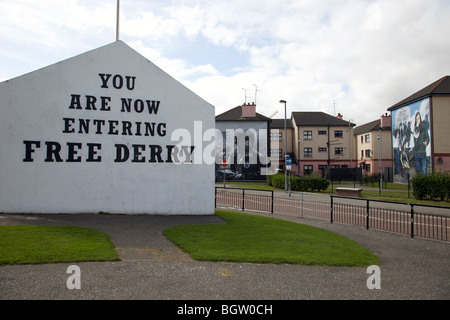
335, 187, 363, 197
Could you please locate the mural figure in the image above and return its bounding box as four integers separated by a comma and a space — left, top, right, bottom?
412, 111, 430, 175
392, 98, 431, 183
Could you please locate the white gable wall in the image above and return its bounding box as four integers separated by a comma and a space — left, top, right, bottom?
0, 41, 215, 214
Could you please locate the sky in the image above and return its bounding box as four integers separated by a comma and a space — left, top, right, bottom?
1, 0, 449, 126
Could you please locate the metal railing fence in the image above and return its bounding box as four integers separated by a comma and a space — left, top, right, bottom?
215, 187, 449, 242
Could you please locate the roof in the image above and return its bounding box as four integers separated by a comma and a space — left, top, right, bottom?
215, 106, 271, 121
388, 75, 450, 111
353, 119, 381, 135
291, 111, 355, 127
270, 118, 294, 129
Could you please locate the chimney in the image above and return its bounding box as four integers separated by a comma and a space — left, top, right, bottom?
337, 113, 343, 120
242, 102, 256, 118
380, 113, 391, 128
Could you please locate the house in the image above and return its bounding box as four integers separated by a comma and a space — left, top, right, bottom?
215, 102, 271, 181
353, 114, 392, 178
387, 75, 450, 183
291, 112, 355, 176
0, 41, 215, 214
269, 118, 295, 173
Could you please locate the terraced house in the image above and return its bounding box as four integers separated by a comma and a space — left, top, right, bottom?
353, 113, 392, 178
387, 75, 450, 183
270, 112, 355, 176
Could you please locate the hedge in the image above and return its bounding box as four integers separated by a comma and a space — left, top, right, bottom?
267, 173, 330, 192
411, 170, 450, 201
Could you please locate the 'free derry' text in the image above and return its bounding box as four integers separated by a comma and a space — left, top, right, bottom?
177, 304, 273, 317
22, 73, 271, 169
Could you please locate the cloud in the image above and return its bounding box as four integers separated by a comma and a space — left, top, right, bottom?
128, 40, 219, 80
1, 0, 450, 126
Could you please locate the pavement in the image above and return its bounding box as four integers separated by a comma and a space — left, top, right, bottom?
0, 210, 449, 300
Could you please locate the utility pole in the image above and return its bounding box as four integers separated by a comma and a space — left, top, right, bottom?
116, 0, 120, 41
279, 100, 287, 191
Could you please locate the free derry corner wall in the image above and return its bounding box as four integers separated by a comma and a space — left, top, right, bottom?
0, 41, 215, 215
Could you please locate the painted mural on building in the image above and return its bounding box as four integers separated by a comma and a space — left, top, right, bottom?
392, 97, 431, 183
215, 122, 270, 181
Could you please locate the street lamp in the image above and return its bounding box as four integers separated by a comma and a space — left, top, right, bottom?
279, 100, 287, 191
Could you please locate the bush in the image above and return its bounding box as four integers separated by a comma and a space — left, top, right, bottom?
361, 175, 378, 185
411, 173, 428, 200
269, 173, 286, 189
267, 173, 330, 192
411, 170, 450, 201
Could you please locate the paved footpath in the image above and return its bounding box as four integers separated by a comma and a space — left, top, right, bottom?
0, 211, 449, 300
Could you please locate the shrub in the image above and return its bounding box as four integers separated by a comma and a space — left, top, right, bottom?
270, 173, 286, 189
266, 174, 273, 186
411, 170, 450, 201
411, 173, 428, 200
267, 173, 330, 192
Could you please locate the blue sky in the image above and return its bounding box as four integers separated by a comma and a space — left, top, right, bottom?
1, 0, 450, 125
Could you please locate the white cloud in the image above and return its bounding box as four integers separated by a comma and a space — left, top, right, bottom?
128, 40, 219, 80
1, 0, 450, 126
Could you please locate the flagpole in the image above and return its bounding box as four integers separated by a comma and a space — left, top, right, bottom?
116, 0, 120, 41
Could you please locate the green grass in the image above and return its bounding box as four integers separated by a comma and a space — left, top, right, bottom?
218, 181, 279, 191
163, 210, 379, 267
0, 225, 120, 266
218, 181, 450, 207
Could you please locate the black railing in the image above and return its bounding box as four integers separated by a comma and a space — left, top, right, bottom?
215, 187, 450, 242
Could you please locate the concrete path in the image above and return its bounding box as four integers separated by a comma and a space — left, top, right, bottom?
0, 211, 448, 300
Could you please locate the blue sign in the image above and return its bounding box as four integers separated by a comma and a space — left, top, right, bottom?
286, 156, 292, 165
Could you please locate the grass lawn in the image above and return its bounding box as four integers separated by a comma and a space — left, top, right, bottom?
163, 210, 379, 267
0, 225, 119, 266
220, 181, 280, 191
217, 181, 450, 207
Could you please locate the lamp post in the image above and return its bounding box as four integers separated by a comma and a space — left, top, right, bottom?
378, 125, 383, 195
298, 139, 301, 176
279, 100, 287, 191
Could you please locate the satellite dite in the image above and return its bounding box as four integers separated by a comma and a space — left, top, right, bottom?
0, 41, 215, 215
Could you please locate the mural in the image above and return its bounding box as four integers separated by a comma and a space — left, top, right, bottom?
215, 122, 270, 181
392, 98, 431, 183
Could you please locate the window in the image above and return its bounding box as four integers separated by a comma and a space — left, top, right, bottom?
365, 134, 370, 143
318, 130, 327, 135
270, 149, 282, 157
304, 165, 313, 175
303, 130, 312, 140
366, 164, 371, 173
270, 132, 282, 141
334, 130, 343, 138
361, 150, 364, 158
360, 136, 364, 143
318, 147, 327, 152
365, 149, 371, 158
335, 147, 343, 155
304, 147, 313, 157
318, 165, 327, 173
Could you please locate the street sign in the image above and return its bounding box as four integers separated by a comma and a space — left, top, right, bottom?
286, 156, 292, 165
221, 159, 228, 187
286, 165, 291, 171
221, 160, 228, 168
